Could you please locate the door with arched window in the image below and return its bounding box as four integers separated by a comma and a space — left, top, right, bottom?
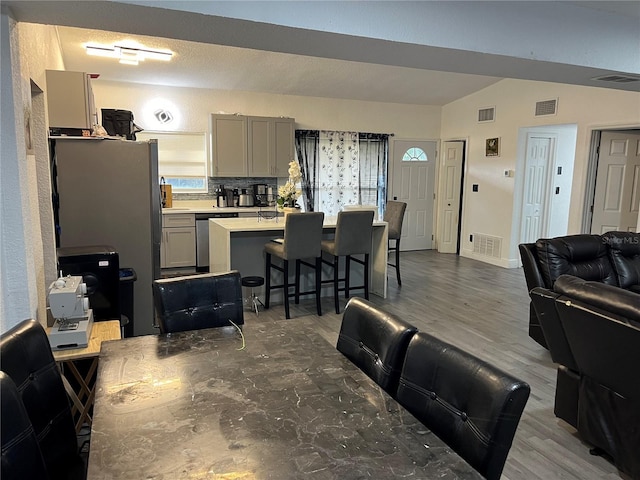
390, 140, 437, 250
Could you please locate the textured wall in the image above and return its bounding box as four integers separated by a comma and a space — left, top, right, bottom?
441, 79, 640, 265
0, 17, 64, 333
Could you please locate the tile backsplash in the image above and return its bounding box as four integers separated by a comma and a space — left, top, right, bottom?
174, 177, 279, 200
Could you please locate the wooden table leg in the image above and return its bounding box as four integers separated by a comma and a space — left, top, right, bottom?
60, 358, 99, 433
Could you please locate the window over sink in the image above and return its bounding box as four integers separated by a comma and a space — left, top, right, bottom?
137, 131, 207, 192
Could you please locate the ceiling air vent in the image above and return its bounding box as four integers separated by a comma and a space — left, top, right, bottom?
592, 74, 640, 84
477, 106, 495, 123
535, 99, 557, 117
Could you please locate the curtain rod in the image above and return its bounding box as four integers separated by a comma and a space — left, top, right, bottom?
295, 129, 395, 136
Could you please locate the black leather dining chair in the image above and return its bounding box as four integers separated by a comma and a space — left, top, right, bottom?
0, 319, 86, 480
396, 332, 530, 480
384, 201, 407, 286
337, 297, 417, 395
321, 210, 375, 314
152, 270, 244, 334
264, 211, 325, 319
0, 371, 50, 480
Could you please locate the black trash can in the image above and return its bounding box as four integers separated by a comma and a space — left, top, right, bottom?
119, 268, 137, 337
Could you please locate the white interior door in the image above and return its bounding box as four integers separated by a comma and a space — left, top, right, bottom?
591, 131, 640, 233
391, 140, 436, 251
520, 135, 553, 243
437, 141, 463, 253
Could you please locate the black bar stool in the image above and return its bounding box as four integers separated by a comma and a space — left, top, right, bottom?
242, 276, 265, 315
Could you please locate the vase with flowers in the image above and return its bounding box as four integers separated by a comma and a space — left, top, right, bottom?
277, 161, 302, 214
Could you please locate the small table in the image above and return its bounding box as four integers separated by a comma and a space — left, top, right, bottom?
87, 319, 481, 479
52, 320, 121, 433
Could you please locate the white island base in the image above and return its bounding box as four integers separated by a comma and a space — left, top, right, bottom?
209, 216, 388, 305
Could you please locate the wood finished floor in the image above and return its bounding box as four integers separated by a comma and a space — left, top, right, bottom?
250, 250, 628, 480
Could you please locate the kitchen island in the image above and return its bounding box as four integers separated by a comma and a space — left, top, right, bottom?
209, 216, 388, 300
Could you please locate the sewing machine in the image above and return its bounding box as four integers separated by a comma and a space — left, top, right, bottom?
47, 274, 94, 350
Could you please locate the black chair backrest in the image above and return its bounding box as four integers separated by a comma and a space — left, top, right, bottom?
602, 231, 640, 289
337, 298, 417, 395
153, 270, 244, 334
0, 319, 83, 480
0, 371, 50, 480
535, 234, 616, 287
397, 332, 530, 480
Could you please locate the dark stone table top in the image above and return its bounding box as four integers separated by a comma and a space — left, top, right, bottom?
88, 318, 481, 479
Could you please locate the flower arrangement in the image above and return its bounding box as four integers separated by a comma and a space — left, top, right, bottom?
277, 161, 302, 208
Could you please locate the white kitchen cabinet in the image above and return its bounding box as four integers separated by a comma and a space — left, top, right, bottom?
45, 70, 96, 130
161, 214, 196, 268
272, 117, 295, 176
211, 114, 294, 177
211, 115, 248, 176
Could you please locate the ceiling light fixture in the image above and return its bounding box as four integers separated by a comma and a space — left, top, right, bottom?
85, 43, 173, 66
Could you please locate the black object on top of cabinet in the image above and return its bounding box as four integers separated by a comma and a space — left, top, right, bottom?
102, 109, 143, 140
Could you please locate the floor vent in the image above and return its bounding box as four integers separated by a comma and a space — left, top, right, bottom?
473, 233, 502, 258
478, 106, 495, 123
592, 74, 640, 84
535, 99, 557, 116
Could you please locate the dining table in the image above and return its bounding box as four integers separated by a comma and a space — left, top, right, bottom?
87, 317, 482, 479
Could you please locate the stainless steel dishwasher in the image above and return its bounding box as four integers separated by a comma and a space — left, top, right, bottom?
196, 212, 238, 270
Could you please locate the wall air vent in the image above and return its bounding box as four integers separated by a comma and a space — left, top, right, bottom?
535, 99, 557, 117
477, 107, 495, 123
473, 233, 502, 258
592, 74, 640, 84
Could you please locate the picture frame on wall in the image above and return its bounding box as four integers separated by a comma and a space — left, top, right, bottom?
486, 137, 500, 157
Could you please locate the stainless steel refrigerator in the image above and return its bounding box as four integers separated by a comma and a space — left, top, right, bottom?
51, 137, 161, 336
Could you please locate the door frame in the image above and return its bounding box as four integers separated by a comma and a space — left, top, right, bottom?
388, 137, 440, 250
583, 125, 640, 233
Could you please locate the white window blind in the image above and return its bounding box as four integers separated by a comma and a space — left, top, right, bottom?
137, 131, 207, 191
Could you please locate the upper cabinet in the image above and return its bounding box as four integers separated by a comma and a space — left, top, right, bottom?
46, 70, 96, 131
211, 114, 294, 177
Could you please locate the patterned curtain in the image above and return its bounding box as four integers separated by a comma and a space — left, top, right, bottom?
295, 129, 390, 217
295, 130, 319, 211
318, 131, 359, 216
358, 133, 389, 219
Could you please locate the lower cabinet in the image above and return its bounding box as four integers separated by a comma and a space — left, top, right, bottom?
161, 214, 196, 268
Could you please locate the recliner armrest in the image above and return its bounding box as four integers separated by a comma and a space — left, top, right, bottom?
519, 243, 547, 290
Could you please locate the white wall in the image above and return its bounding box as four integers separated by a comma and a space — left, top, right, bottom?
441, 79, 640, 267
0, 17, 64, 333
92, 80, 442, 142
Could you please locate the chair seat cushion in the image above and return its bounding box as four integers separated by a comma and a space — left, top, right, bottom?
242, 276, 264, 288
264, 241, 285, 258
320, 239, 337, 256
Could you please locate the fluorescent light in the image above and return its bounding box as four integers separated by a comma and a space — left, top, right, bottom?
85, 43, 173, 65
86, 45, 117, 58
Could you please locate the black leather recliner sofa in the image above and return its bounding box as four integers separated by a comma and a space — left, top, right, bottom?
531, 275, 640, 478
519, 231, 640, 347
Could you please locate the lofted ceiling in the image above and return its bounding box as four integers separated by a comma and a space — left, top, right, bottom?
56, 25, 503, 106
